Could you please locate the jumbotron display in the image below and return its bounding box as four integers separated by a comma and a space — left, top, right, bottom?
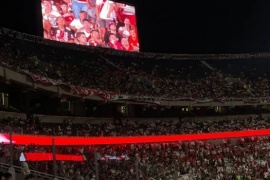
41, 0, 139, 51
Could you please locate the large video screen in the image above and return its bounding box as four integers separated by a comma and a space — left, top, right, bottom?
41, 0, 139, 52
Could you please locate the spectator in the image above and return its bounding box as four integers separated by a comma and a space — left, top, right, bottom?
42, 0, 61, 27
77, 18, 96, 41
129, 29, 139, 51
43, 20, 52, 39
72, 0, 88, 19
122, 17, 133, 32
104, 21, 122, 44
70, 11, 87, 32
95, 0, 116, 40
121, 37, 133, 51
3, 173, 12, 180
60, 2, 75, 27
51, 16, 74, 43
0, 172, 4, 180
107, 33, 123, 50
76, 32, 89, 46
84, 0, 97, 20
88, 29, 103, 46
25, 174, 35, 180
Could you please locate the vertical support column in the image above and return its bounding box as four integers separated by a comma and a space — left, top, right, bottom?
52, 138, 57, 177
9, 128, 13, 166
94, 150, 99, 180
135, 160, 139, 180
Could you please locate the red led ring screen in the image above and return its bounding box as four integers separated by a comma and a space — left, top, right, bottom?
41, 0, 139, 52
20, 153, 85, 161
1, 129, 270, 146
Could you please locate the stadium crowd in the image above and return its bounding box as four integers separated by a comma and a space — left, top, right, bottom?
1, 29, 270, 101
0, 116, 269, 179
0, 171, 35, 180
1, 116, 270, 137
42, 0, 139, 51
1, 20, 270, 179
2, 136, 269, 180
0, 172, 13, 180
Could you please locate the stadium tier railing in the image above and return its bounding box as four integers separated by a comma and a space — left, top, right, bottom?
1, 111, 270, 125
0, 162, 68, 180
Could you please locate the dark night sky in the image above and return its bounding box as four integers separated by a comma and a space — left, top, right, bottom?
1, 0, 270, 54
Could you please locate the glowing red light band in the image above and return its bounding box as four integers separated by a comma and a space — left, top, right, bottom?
22, 153, 85, 161
1, 129, 270, 146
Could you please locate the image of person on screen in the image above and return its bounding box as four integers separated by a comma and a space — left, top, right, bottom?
61, 0, 72, 8
51, 16, 74, 43
42, 0, 61, 27
60, 2, 75, 27
121, 37, 133, 51
122, 18, 132, 32
88, 30, 103, 46
114, 4, 136, 27
42, 0, 58, 14
76, 32, 89, 45
114, 3, 125, 24
118, 27, 129, 39
71, 0, 88, 19
43, 30, 51, 39
104, 21, 121, 44
76, 18, 95, 42
84, 0, 97, 20
128, 29, 139, 51
95, 0, 116, 40
70, 11, 87, 32
118, 18, 137, 39
43, 20, 52, 39
107, 33, 123, 50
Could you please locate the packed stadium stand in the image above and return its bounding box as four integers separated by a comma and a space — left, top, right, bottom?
2, 27, 270, 101
1, 27, 270, 180
1, 114, 270, 179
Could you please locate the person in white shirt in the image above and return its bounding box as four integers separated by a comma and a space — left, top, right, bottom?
41, 0, 58, 14
42, 0, 61, 27
95, 0, 116, 39
84, 0, 97, 20
78, 18, 95, 40
70, 11, 87, 31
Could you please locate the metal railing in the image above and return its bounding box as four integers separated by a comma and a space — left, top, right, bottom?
0, 162, 68, 180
